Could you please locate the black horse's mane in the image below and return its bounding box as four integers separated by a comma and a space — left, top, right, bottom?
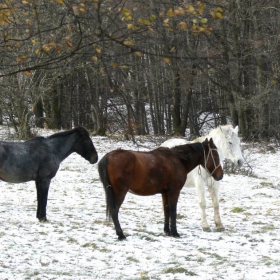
156, 142, 204, 166
25, 127, 89, 142
48, 126, 89, 139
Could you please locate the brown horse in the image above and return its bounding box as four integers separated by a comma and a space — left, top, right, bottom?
98, 138, 223, 240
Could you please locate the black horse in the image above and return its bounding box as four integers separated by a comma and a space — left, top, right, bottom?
0, 126, 98, 221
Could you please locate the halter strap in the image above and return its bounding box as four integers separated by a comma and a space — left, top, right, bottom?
202, 143, 221, 176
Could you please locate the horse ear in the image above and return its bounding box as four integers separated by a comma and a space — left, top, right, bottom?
202, 138, 209, 146
234, 126, 239, 134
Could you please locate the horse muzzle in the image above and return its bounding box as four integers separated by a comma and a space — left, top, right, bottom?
237, 158, 244, 167
90, 154, 98, 164
214, 171, 223, 181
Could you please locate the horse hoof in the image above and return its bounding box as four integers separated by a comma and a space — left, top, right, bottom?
171, 232, 180, 238
214, 227, 225, 232
202, 227, 212, 232
39, 217, 48, 222
118, 235, 126, 241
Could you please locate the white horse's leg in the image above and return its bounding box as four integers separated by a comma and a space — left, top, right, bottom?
208, 181, 225, 232
195, 177, 211, 232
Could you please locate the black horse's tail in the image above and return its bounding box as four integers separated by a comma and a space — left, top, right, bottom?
98, 155, 115, 221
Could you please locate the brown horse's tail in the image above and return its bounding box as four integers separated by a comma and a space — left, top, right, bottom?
98, 155, 114, 221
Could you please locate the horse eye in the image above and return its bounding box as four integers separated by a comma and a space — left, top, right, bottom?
229, 142, 232, 145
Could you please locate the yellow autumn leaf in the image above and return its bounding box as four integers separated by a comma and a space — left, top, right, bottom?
174, 7, 185, 16
58, 0, 64, 4
167, 8, 174, 17
92, 56, 98, 62
134, 52, 142, 57
95, 48, 101, 53
143, 19, 151, 25
127, 23, 134, 30
178, 22, 188, 30
200, 18, 208, 24
124, 38, 134, 46
16, 55, 28, 62
214, 12, 223, 19
43, 44, 51, 52
111, 62, 117, 68
122, 8, 131, 14
163, 18, 169, 24
197, 2, 206, 8
24, 71, 32, 76
164, 57, 171, 63
216, 7, 223, 13
210, 8, 223, 19
186, 5, 195, 13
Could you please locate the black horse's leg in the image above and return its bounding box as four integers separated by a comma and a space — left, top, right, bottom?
169, 191, 180, 237
36, 178, 51, 221
162, 194, 170, 235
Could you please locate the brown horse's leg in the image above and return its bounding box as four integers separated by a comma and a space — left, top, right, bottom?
162, 194, 170, 235
168, 191, 180, 237
112, 207, 126, 240
109, 187, 127, 240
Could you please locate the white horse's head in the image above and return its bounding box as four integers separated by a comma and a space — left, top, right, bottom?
209, 125, 244, 167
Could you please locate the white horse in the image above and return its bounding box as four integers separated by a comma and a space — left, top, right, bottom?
160, 125, 244, 232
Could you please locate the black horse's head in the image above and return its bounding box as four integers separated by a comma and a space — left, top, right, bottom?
74, 127, 98, 164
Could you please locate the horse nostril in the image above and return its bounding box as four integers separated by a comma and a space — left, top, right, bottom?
237, 159, 244, 167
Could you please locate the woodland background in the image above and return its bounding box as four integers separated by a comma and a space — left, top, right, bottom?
0, 0, 279, 140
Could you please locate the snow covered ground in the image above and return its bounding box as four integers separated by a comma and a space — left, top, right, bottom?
0, 127, 279, 279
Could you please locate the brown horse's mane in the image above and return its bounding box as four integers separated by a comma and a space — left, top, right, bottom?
156, 142, 204, 166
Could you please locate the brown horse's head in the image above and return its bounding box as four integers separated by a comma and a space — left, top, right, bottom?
201, 138, 223, 181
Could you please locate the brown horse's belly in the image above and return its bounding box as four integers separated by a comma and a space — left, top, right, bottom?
128, 188, 159, 196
